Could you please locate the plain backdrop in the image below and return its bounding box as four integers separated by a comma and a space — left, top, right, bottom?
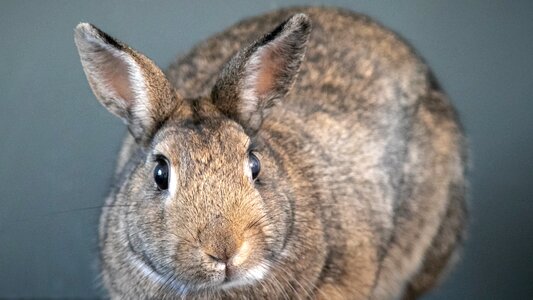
1, 1, 532, 298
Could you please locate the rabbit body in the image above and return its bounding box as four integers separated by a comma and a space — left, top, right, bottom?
76, 7, 467, 300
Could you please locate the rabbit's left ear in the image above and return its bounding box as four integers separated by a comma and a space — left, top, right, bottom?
211, 14, 311, 133
74, 23, 178, 143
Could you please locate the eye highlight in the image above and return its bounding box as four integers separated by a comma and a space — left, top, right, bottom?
154, 157, 169, 190
249, 152, 261, 180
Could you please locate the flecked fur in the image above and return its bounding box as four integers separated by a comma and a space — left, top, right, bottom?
75, 6, 467, 300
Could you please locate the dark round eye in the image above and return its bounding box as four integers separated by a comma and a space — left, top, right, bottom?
249, 152, 261, 180
154, 158, 169, 190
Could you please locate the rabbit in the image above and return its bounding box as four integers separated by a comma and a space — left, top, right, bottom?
74, 6, 467, 300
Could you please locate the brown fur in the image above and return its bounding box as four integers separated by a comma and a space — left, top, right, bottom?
75, 7, 467, 299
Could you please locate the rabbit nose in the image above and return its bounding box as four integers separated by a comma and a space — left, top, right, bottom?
206, 252, 229, 264
201, 236, 240, 264
203, 239, 252, 279
199, 217, 243, 265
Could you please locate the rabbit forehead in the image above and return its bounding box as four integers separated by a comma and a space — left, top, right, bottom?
153, 117, 250, 168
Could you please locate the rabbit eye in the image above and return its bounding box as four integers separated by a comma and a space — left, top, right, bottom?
249, 153, 261, 180
154, 158, 169, 190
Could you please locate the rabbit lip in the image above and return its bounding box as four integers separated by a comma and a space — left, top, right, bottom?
219, 262, 270, 290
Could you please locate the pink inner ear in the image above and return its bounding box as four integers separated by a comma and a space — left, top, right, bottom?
254, 45, 283, 98
100, 50, 135, 106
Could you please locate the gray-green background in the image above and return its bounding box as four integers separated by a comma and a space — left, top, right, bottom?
1, 1, 532, 298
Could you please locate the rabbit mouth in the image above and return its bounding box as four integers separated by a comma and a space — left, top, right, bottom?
124, 229, 267, 294
124, 233, 272, 295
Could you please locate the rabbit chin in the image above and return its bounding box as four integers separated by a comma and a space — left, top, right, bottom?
129, 249, 271, 295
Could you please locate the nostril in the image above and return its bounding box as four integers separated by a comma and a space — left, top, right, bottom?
206, 252, 228, 264
201, 239, 239, 265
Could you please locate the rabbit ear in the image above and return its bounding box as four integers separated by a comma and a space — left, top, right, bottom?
212, 14, 311, 133
74, 23, 178, 142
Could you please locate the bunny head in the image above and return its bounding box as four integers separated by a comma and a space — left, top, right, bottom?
75, 14, 314, 297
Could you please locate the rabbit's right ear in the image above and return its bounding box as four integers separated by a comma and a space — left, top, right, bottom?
74, 23, 178, 143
